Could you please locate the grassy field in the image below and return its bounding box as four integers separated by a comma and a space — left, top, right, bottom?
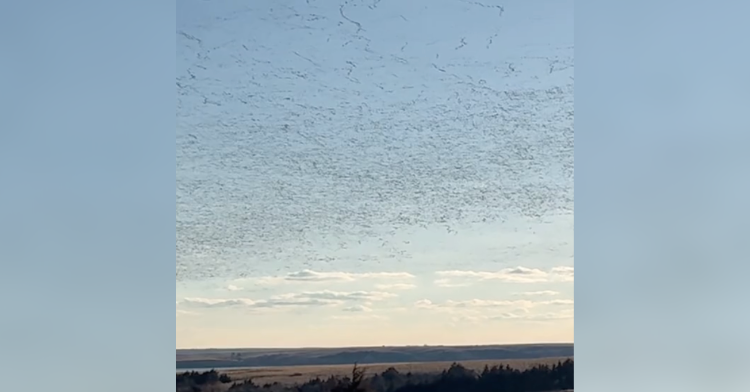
204, 356, 573, 386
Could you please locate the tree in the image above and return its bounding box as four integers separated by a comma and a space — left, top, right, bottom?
332, 363, 369, 392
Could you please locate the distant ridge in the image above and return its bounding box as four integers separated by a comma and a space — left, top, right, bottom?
176, 343, 573, 369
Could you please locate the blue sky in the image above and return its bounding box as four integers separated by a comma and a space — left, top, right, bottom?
176, 0, 573, 349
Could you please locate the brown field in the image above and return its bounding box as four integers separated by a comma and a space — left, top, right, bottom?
211, 356, 572, 385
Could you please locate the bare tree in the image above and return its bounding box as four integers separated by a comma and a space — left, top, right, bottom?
332, 363, 368, 392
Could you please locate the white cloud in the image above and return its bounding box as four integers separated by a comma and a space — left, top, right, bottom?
247, 270, 415, 285
514, 290, 560, 296
491, 308, 574, 321
543, 299, 574, 306
293, 290, 397, 302
435, 266, 574, 285
450, 308, 574, 323
414, 298, 573, 312
422, 298, 574, 323
179, 290, 397, 311
444, 299, 537, 310
452, 312, 523, 323
436, 267, 548, 283
531, 308, 574, 320
550, 266, 574, 281
180, 296, 338, 309
433, 278, 471, 288
181, 298, 259, 308
414, 299, 435, 309
330, 314, 387, 321
374, 283, 416, 290
342, 305, 372, 312
226, 285, 242, 291
489, 312, 525, 320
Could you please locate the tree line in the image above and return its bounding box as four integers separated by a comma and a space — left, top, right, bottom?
177, 359, 573, 392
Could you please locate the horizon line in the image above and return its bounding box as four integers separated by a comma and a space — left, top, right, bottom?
177, 342, 575, 351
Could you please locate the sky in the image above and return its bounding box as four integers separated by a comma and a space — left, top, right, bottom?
176, 0, 573, 349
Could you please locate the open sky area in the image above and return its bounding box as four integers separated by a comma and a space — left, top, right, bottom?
176, 0, 573, 349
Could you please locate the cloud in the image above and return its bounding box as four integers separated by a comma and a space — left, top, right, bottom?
489, 312, 525, 320
444, 299, 537, 310
435, 266, 574, 285
290, 290, 397, 302
450, 309, 573, 323
544, 299, 574, 306
342, 305, 372, 312
434, 278, 471, 288
330, 314, 387, 321
421, 298, 574, 323
435, 267, 547, 283
549, 266, 574, 281
181, 298, 259, 308
226, 285, 242, 291
180, 296, 338, 309
374, 283, 416, 290
179, 290, 397, 311
249, 270, 415, 285
452, 313, 522, 323
414, 298, 573, 312
414, 299, 435, 309
530, 308, 574, 320
514, 290, 560, 296
491, 308, 574, 321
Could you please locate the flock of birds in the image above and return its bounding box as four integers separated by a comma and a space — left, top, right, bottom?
176, 0, 574, 281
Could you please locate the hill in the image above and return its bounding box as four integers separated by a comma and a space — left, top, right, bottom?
177, 343, 573, 369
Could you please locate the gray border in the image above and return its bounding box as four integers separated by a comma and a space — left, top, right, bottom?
576, 0, 750, 390
0, 0, 175, 390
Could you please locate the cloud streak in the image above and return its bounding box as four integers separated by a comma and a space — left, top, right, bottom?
374, 283, 416, 290
245, 270, 416, 285
435, 266, 574, 285
331, 314, 387, 321
453, 308, 574, 323
514, 290, 561, 296
418, 297, 574, 323
290, 290, 396, 301
434, 278, 471, 288
180, 297, 338, 309
490, 308, 574, 321
179, 290, 398, 311
415, 298, 573, 311
342, 305, 372, 312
